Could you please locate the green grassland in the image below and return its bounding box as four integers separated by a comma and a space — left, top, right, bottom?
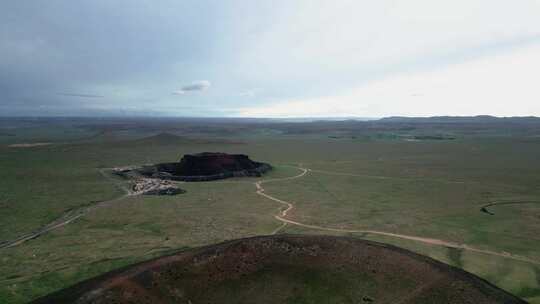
0, 120, 539, 303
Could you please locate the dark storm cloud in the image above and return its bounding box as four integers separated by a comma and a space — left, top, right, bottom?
0, 1, 224, 115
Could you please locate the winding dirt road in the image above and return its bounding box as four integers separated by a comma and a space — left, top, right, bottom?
3, 165, 539, 268
255, 166, 309, 235
255, 166, 540, 266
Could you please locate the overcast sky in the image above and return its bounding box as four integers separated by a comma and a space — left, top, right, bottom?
1, 0, 540, 117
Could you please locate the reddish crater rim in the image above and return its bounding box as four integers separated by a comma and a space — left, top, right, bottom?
31, 234, 526, 304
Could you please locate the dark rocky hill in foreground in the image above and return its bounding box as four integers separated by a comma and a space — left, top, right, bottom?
31, 235, 526, 304
138, 152, 271, 181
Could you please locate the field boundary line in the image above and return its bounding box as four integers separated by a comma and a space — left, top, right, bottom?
310, 168, 466, 184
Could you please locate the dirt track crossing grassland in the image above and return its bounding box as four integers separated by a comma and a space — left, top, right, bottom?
5, 164, 537, 266
254, 166, 540, 266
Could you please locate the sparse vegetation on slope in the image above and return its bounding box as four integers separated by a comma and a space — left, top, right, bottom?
31, 235, 526, 304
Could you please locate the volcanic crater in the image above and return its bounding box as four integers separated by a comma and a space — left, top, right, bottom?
137, 152, 272, 182
112, 152, 271, 195
31, 235, 525, 304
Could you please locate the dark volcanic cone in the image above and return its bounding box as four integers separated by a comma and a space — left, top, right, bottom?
138, 152, 271, 181
173, 152, 265, 176
32, 235, 525, 304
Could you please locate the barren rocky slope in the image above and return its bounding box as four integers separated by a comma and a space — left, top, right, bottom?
31, 235, 525, 304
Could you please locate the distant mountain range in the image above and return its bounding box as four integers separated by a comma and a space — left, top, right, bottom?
1, 115, 539, 124
378, 115, 540, 123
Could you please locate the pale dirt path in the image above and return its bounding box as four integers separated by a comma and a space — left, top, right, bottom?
255, 166, 309, 234
4, 165, 538, 267
7, 142, 52, 148
255, 166, 540, 266
0, 169, 132, 250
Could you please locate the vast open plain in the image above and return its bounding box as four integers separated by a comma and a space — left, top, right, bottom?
1, 117, 540, 303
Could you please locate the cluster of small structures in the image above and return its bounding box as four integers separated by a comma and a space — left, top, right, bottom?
131, 178, 185, 196
112, 165, 185, 196
113, 152, 271, 195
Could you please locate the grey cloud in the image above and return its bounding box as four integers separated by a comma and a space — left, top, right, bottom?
58, 93, 105, 98
173, 80, 211, 95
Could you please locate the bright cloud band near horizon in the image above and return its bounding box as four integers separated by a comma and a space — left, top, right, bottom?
239, 43, 540, 118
